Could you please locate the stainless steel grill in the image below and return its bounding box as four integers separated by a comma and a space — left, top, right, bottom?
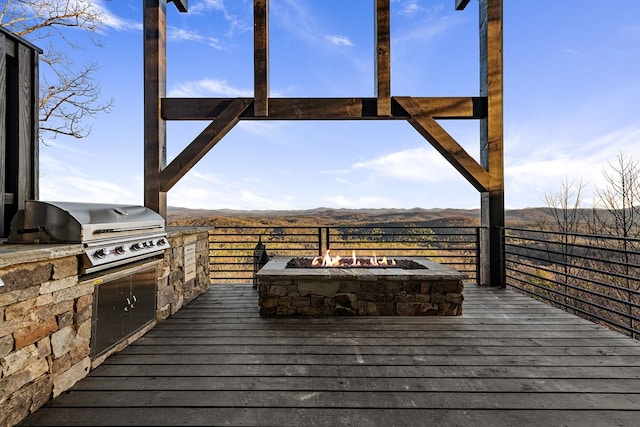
8, 201, 168, 274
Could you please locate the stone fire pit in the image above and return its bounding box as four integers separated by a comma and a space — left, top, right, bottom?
256, 257, 466, 316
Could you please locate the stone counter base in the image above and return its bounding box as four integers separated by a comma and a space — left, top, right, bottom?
257, 257, 465, 316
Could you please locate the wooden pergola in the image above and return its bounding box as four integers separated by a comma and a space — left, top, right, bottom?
143, 0, 504, 286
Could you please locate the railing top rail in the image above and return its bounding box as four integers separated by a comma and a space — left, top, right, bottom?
504, 226, 640, 244
211, 225, 482, 230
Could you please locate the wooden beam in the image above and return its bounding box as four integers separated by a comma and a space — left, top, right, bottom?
144, 0, 168, 217
169, 0, 188, 12
479, 0, 504, 287
162, 97, 486, 120
455, 0, 471, 10
375, 0, 391, 116
159, 99, 251, 192
394, 96, 486, 120
253, 0, 269, 116
396, 97, 490, 192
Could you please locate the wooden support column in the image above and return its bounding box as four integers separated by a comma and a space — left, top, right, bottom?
144, 0, 168, 218
479, 0, 504, 287
253, 0, 269, 116
375, 0, 391, 116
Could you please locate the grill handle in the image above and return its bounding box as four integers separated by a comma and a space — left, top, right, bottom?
17, 227, 47, 234
93, 225, 164, 234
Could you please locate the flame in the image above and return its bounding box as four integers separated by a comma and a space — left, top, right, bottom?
312, 249, 343, 267
312, 249, 396, 267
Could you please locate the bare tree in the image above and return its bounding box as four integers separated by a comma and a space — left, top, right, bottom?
538, 177, 588, 310
0, 0, 114, 140
590, 153, 640, 338
592, 152, 640, 239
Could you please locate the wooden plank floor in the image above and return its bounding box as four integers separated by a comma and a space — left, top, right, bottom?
21, 284, 640, 426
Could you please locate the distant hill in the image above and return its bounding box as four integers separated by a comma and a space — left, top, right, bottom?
167, 206, 559, 228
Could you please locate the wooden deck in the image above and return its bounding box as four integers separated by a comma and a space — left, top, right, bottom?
21, 284, 640, 426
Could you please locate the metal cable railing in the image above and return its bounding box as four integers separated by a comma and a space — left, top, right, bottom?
504, 227, 640, 339
208, 226, 480, 285
207, 224, 639, 339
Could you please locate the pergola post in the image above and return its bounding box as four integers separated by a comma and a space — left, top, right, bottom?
143, 0, 168, 217
479, 0, 504, 287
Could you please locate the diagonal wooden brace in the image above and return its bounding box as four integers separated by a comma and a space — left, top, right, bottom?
396, 97, 490, 192
159, 99, 252, 192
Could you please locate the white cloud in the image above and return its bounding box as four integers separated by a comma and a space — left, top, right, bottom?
325, 35, 354, 47
168, 27, 222, 49
188, 0, 250, 36
168, 79, 253, 97
93, 0, 141, 32
190, 0, 226, 14
396, 1, 424, 16
504, 121, 640, 208
167, 170, 295, 210
39, 155, 140, 204
353, 147, 460, 183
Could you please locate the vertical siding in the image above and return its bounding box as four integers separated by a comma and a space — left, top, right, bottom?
0, 28, 40, 237
0, 33, 7, 233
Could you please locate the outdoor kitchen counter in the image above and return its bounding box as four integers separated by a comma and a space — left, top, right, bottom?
1, 228, 211, 427
0, 240, 83, 268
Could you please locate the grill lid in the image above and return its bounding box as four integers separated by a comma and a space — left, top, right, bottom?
8, 201, 165, 244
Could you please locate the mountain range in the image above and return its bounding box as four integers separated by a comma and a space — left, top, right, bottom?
167, 206, 558, 228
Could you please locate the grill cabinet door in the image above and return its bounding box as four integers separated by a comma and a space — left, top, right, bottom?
89, 260, 158, 360
92, 276, 131, 358
129, 266, 157, 333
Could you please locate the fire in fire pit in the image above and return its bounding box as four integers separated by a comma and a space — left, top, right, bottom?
286, 249, 427, 269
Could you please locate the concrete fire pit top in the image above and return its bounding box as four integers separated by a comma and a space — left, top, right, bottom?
256, 256, 468, 281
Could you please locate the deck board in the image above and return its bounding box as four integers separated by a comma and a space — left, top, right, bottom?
20, 284, 640, 426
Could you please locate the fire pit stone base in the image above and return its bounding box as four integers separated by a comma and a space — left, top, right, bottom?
256, 257, 466, 316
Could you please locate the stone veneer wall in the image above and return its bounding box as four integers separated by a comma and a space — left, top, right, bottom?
0, 228, 210, 427
259, 279, 464, 316
0, 250, 90, 427
157, 228, 211, 320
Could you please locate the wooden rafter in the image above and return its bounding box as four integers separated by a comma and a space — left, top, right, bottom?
375, 0, 391, 116
455, 0, 471, 10
169, 0, 188, 13
159, 99, 251, 192
253, 0, 269, 116
161, 97, 486, 121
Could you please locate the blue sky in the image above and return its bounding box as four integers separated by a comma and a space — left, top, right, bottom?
35, 0, 640, 211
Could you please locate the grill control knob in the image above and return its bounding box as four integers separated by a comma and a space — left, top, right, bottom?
115, 245, 127, 255
131, 242, 143, 251
93, 248, 108, 259
157, 238, 167, 246
148, 240, 155, 247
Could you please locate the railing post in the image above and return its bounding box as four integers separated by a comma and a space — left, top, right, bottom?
475, 227, 482, 285
325, 227, 331, 253
501, 226, 506, 288
317, 227, 323, 256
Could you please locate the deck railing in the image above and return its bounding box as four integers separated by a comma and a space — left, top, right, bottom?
504, 227, 640, 339
206, 224, 640, 339
208, 226, 480, 285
